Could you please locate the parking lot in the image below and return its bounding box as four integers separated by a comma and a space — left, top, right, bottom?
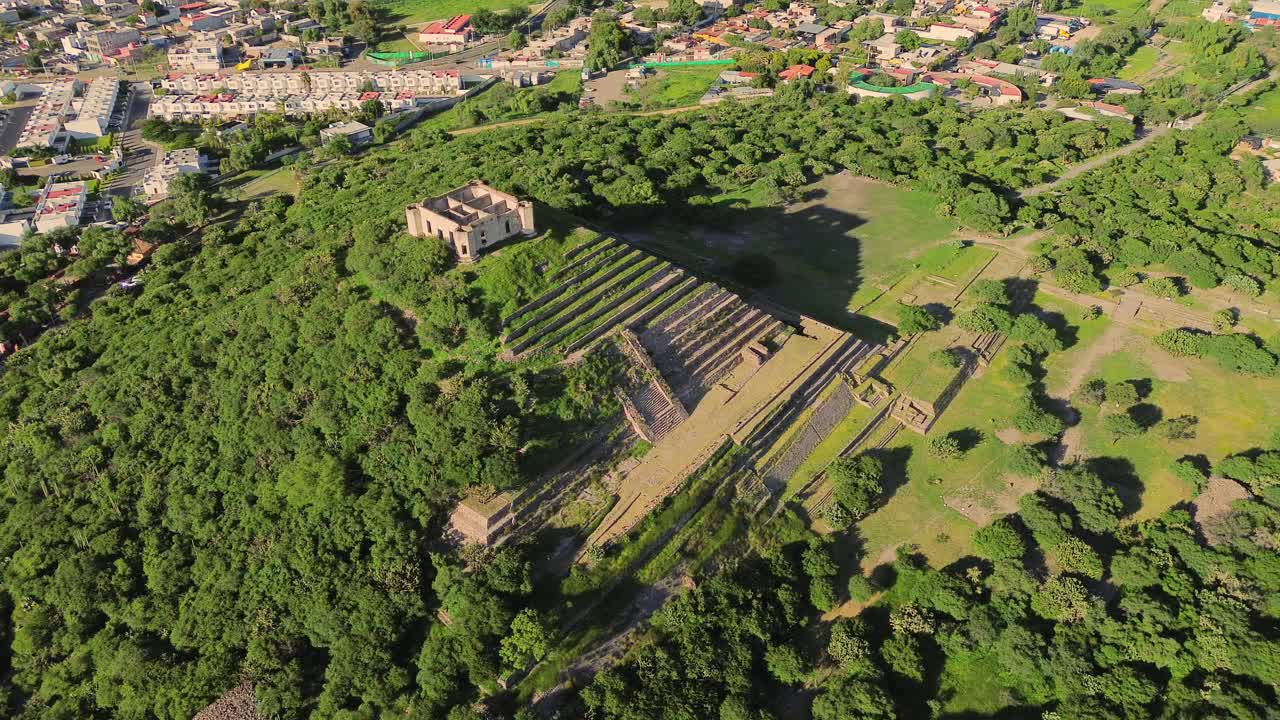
0, 103, 34, 155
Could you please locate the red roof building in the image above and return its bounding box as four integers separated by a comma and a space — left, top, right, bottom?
778, 64, 816, 82
419, 14, 474, 45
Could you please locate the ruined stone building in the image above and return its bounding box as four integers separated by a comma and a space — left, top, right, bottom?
405, 181, 535, 263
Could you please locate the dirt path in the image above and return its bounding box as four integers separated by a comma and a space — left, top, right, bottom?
1049, 321, 1130, 464
1018, 125, 1173, 198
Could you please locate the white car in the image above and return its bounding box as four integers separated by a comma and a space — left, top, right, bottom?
51, 154, 71, 165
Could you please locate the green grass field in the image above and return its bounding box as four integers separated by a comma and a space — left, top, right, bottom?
858, 344, 1036, 569
1077, 0, 1149, 21
419, 71, 581, 131
229, 166, 300, 200
631, 67, 721, 109
374, 35, 420, 53
637, 174, 958, 328
382, 0, 536, 24
1157, 0, 1210, 19
1118, 45, 1159, 81
1071, 339, 1280, 521
1243, 86, 1280, 135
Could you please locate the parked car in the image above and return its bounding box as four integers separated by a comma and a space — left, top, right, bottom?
52, 154, 71, 165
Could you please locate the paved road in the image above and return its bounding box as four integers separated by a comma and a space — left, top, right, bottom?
16, 155, 112, 179
106, 85, 159, 197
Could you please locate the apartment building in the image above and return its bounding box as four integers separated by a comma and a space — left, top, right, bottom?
84, 27, 141, 61
167, 39, 224, 72
142, 148, 210, 199
159, 68, 465, 97
63, 75, 119, 138
33, 179, 88, 234
16, 78, 79, 150
148, 90, 419, 120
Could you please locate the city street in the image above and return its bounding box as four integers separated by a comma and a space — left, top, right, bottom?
106, 84, 158, 197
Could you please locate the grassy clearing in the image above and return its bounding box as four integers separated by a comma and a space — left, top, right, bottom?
235, 167, 299, 200
374, 35, 420, 53
1158, 0, 1210, 19
1119, 45, 1159, 81
1071, 338, 1280, 521
468, 206, 604, 311
1243, 86, 1280, 135
419, 71, 581, 131
886, 331, 965, 404
1077, 0, 1149, 21
931, 245, 996, 284
637, 174, 958, 329
630, 67, 721, 109
858, 344, 1041, 569
382, 0, 534, 24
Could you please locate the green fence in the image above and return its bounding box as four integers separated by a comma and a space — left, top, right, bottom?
627, 59, 736, 69
367, 51, 446, 66
849, 79, 936, 95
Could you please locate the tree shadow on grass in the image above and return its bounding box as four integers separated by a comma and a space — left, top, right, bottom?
615, 197, 880, 334
950, 427, 986, 454
1084, 455, 1145, 519
865, 445, 914, 510
1128, 403, 1162, 430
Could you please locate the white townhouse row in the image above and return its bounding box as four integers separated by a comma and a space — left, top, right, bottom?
63, 76, 120, 138
17, 79, 79, 149
147, 91, 420, 121
158, 68, 466, 98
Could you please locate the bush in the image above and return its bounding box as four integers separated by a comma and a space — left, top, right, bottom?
830, 454, 885, 519
1112, 267, 1140, 287
973, 520, 1026, 561
1076, 378, 1107, 406
1154, 328, 1207, 357
828, 619, 872, 668
1145, 276, 1182, 298
1158, 414, 1198, 440
1053, 535, 1104, 580
847, 575, 877, 603
1171, 459, 1208, 494
1103, 413, 1144, 441
1223, 273, 1262, 297
927, 433, 963, 459
765, 644, 808, 685
968, 278, 1009, 305
1010, 314, 1063, 354
1202, 334, 1278, 376
810, 575, 838, 612
1212, 308, 1237, 333
896, 303, 941, 335
1104, 380, 1139, 406
1010, 395, 1065, 436
1006, 444, 1047, 477
930, 348, 961, 369
956, 303, 1013, 334
822, 501, 853, 530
